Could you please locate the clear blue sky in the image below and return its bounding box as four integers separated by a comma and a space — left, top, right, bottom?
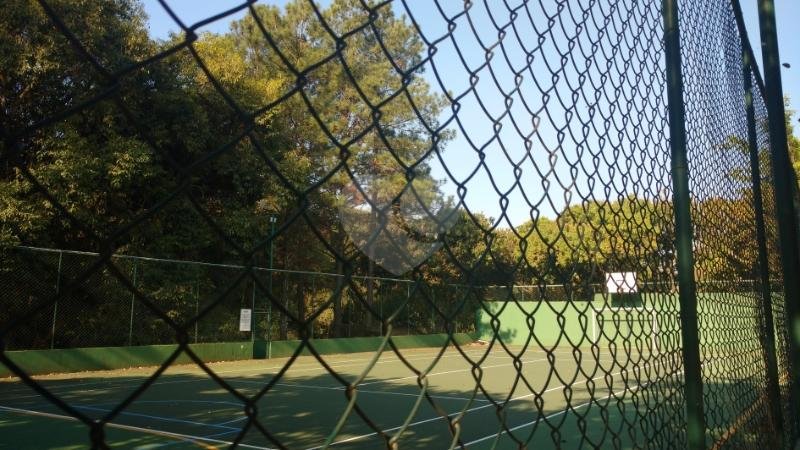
140, 0, 800, 227
741, 0, 800, 112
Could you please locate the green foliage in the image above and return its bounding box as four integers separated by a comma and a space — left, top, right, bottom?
1, 0, 155, 247
514, 197, 674, 285
785, 97, 800, 180
1, 0, 464, 340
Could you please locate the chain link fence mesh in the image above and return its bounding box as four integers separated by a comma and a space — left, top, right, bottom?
1, 247, 482, 349
1, 0, 797, 448
750, 61, 796, 446
678, 0, 780, 446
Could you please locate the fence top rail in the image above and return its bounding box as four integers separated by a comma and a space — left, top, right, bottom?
10, 245, 407, 283
730, 0, 767, 92
9, 246, 760, 293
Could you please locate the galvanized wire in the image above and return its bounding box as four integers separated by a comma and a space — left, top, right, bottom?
0, 0, 796, 448
751, 53, 796, 448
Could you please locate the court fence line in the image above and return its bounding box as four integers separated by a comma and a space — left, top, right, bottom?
5, 245, 679, 351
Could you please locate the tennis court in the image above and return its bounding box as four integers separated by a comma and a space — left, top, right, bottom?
1, 344, 679, 449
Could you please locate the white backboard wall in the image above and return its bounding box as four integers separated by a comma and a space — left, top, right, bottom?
605, 272, 638, 293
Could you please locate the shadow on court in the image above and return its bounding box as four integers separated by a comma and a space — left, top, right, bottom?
0, 349, 774, 450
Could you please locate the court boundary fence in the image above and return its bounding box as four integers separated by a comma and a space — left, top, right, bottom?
8, 245, 672, 351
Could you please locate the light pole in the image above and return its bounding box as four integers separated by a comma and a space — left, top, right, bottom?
254, 214, 278, 359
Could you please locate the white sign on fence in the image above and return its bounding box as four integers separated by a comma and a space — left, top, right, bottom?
606, 272, 638, 293
239, 308, 252, 332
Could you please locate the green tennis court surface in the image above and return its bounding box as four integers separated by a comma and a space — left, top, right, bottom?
0, 345, 678, 449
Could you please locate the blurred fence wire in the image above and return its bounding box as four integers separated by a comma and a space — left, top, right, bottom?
1, 0, 799, 448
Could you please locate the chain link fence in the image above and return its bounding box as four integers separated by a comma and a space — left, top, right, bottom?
1, 0, 799, 448
1, 246, 482, 350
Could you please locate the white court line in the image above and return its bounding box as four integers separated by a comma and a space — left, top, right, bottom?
1, 347, 522, 395
356, 349, 653, 388
0, 348, 453, 394
0, 348, 602, 397
464, 389, 638, 446
2, 352, 668, 449
72, 404, 241, 431
0, 405, 274, 450
2, 349, 643, 404
232, 381, 489, 403
244, 353, 640, 404
464, 364, 687, 446
0, 347, 597, 393
461, 371, 678, 446
356, 357, 549, 386
321, 354, 735, 449
2, 350, 502, 400
306, 357, 673, 449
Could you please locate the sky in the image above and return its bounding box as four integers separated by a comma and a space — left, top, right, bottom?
740, 0, 800, 108
139, 0, 800, 227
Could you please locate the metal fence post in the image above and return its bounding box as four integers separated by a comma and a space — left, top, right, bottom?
407, 282, 411, 335
50, 251, 63, 349
742, 47, 784, 443
431, 288, 436, 334
758, 0, 800, 438
310, 274, 316, 339
195, 275, 200, 344
251, 277, 256, 343
266, 299, 272, 359
266, 216, 276, 358
662, 0, 706, 447
128, 262, 137, 347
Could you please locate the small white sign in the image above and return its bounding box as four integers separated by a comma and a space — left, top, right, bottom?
606, 272, 638, 293
239, 308, 252, 332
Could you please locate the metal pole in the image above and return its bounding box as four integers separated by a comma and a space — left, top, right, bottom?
311, 274, 316, 339
195, 275, 199, 344
128, 262, 137, 347
241, 287, 247, 340
267, 216, 276, 358
662, 0, 706, 447
50, 251, 63, 349
743, 49, 784, 442
431, 288, 436, 334
251, 277, 256, 343
758, 0, 800, 437
407, 282, 411, 335
454, 285, 460, 333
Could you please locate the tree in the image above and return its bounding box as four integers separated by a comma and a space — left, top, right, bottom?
784, 97, 800, 180
208, 0, 452, 336
513, 197, 672, 290
0, 0, 301, 343
0, 0, 156, 248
